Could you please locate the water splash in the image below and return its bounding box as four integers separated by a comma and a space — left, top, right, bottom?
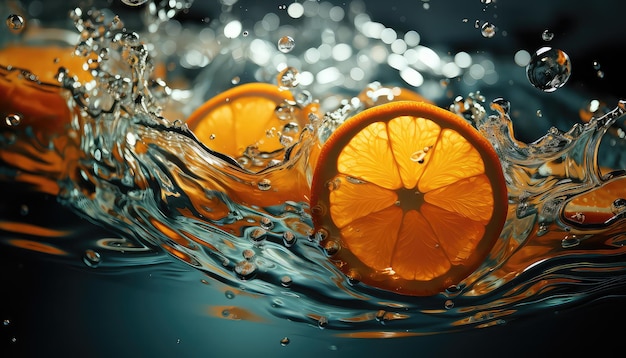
1, 1, 626, 336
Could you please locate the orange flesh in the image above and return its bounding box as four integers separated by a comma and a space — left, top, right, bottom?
311, 101, 508, 296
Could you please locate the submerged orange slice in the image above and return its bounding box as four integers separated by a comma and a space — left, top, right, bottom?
310, 101, 508, 296
186, 82, 316, 165
185, 83, 318, 207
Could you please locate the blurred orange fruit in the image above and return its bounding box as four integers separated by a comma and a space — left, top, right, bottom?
310, 101, 508, 296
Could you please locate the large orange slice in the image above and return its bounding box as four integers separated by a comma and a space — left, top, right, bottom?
310, 101, 508, 296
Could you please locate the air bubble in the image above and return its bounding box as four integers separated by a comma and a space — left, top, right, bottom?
259, 217, 274, 230
480, 22, 497, 38
323, 241, 340, 256
6, 14, 25, 33
242, 249, 255, 260
282, 231, 296, 247
225, 290, 235, 299
20, 204, 29, 216
257, 178, 272, 191
541, 30, 554, 41
5, 114, 22, 127
277, 36, 295, 53
121, 0, 148, 6
318, 316, 329, 329
231, 76, 241, 85
526, 47, 571, 92
561, 235, 580, 249
83, 249, 101, 267
280, 275, 292, 287
280, 337, 290, 346
235, 260, 257, 279
277, 67, 299, 89
444, 300, 455, 309
249, 227, 267, 242
611, 198, 626, 214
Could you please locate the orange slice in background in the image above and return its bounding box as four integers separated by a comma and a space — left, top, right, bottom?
310, 101, 508, 296
0, 45, 90, 136
186, 82, 317, 165
0, 45, 90, 194
563, 175, 626, 227
185, 83, 319, 207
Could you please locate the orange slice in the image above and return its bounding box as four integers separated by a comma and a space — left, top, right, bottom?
186, 83, 317, 167
185, 83, 319, 207
310, 101, 508, 296
563, 175, 626, 227
0, 45, 90, 136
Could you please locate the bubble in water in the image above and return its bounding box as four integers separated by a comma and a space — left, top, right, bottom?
5, 114, 22, 127
257, 178, 272, 191
444, 299, 455, 309
6, 14, 25, 33
83, 249, 101, 267
277, 36, 295, 53
541, 30, 554, 41
280, 275, 292, 287
231, 76, 241, 85
224, 290, 235, 299
121, 0, 148, 6
19, 204, 29, 216
561, 235, 580, 249
259, 217, 274, 230
480, 22, 497, 38
280, 337, 290, 346
242, 249, 255, 260
282, 231, 296, 247
526, 47, 571, 92
235, 260, 257, 279
276, 67, 299, 89
611, 198, 626, 214
3, 319, 10, 326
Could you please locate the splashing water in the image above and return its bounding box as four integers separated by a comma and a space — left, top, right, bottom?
1, 1, 626, 337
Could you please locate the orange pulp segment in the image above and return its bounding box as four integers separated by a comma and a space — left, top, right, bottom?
310, 101, 508, 296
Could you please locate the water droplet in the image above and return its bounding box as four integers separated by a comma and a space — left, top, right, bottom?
480, 22, 497, 38
259, 217, 274, 230
444, 299, 455, 309
318, 316, 329, 329
83, 249, 101, 267
242, 30, 249, 37
526, 47, 571, 92
5, 113, 22, 127
592, 61, 601, 70
257, 178, 272, 191
231, 76, 241, 85
224, 290, 235, 299
536, 109, 543, 117
294, 90, 313, 107
275, 102, 295, 120
3, 319, 10, 326
280, 337, 290, 346
541, 30, 554, 41
276, 67, 299, 89
277, 36, 295, 53
596, 70, 605, 79
121, 0, 148, 6
235, 259, 258, 279
242, 249, 255, 260
249, 227, 267, 242
6, 14, 25, 33
410, 147, 430, 163
323, 240, 340, 256
19, 204, 29, 216
611, 198, 626, 214
561, 235, 580, 249
280, 275, 292, 287
200, 279, 209, 285
282, 231, 296, 247
474, 20, 481, 29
